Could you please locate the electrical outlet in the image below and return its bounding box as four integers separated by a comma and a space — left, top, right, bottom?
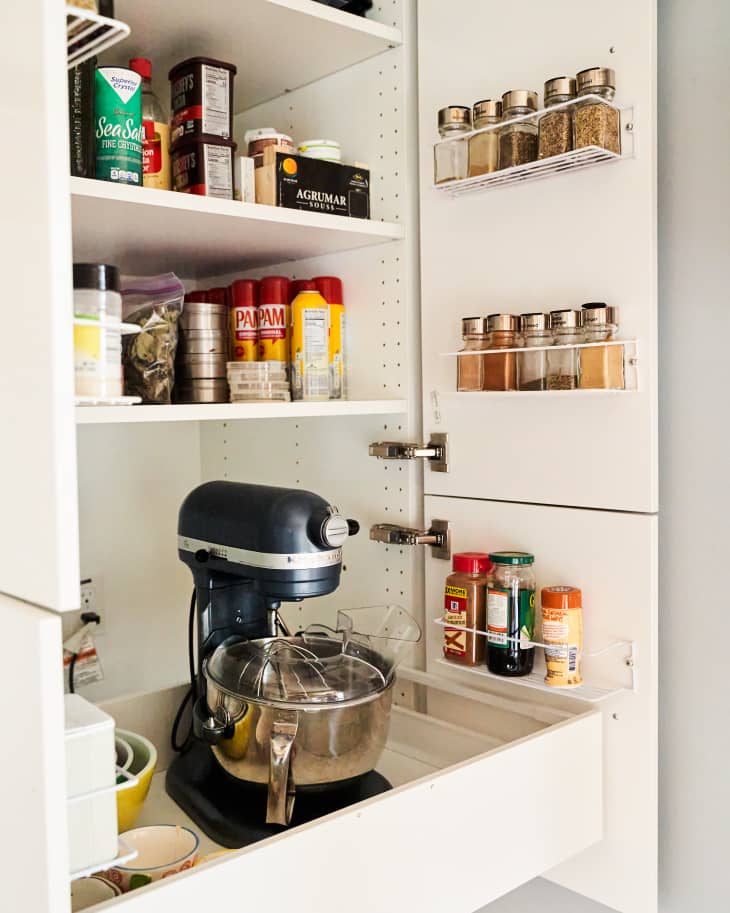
79, 577, 104, 635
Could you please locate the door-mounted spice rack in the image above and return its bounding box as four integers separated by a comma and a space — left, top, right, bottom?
442, 338, 639, 393
66, 5, 131, 69
434, 96, 634, 197
433, 617, 636, 702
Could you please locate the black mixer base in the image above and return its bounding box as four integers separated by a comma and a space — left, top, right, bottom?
166, 741, 392, 848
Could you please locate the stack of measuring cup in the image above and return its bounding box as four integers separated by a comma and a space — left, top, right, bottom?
227, 362, 291, 402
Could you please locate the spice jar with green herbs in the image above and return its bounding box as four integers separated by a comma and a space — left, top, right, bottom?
499, 90, 538, 168
574, 67, 620, 154
538, 76, 576, 159
434, 106, 471, 183
469, 99, 501, 177
547, 309, 583, 390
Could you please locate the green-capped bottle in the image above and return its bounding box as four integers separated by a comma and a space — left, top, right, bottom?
486, 551, 536, 676
94, 66, 144, 185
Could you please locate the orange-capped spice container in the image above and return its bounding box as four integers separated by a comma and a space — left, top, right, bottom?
229, 279, 258, 361
258, 276, 290, 361
541, 586, 583, 688
443, 552, 492, 666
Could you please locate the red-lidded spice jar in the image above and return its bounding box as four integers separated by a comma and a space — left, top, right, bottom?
229, 279, 259, 362
443, 552, 492, 666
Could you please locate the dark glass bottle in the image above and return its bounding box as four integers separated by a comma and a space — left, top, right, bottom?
487, 551, 536, 676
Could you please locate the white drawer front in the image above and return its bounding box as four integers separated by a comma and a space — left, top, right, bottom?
112, 705, 601, 913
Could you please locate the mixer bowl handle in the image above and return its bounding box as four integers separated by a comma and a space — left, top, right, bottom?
266, 711, 299, 826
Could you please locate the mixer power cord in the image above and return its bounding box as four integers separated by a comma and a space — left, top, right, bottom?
170, 588, 198, 753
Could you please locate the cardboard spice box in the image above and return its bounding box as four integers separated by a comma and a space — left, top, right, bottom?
255, 147, 370, 219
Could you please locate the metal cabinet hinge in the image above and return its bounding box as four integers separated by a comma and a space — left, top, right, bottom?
370, 519, 451, 560
368, 432, 448, 473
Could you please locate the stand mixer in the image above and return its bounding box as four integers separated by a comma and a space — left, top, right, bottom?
166, 481, 412, 848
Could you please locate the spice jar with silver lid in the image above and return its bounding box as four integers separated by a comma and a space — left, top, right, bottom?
579, 303, 624, 389
484, 313, 521, 391
457, 317, 490, 392
574, 67, 620, 154
547, 309, 583, 390
538, 76, 576, 159
468, 99, 501, 177
434, 106, 471, 184
499, 90, 539, 169
518, 312, 552, 391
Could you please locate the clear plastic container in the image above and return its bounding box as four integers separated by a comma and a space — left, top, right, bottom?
73, 263, 123, 399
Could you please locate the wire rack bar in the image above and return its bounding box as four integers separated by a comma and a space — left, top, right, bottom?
435, 94, 624, 144
442, 339, 637, 357
67, 6, 131, 68
434, 617, 636, 702
436, 146, 621, 196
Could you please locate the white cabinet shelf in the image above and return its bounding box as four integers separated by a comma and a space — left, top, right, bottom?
75, 399, 408, 425
116, 0, 402, 112
97, 678, 601, 913
70, 178, 403, 278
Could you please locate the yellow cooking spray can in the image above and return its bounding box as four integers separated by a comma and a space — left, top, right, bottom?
314, 276, 345, 400
290, 289, 330, 401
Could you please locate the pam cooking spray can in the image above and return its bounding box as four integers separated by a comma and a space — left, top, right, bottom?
94, 67, 143, 185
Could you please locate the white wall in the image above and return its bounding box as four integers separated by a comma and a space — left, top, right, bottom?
656, 0, 730, 910
475, 1, 729, 912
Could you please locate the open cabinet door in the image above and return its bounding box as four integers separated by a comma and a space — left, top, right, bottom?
415, 1, 658, 911
0, 1, 80, 610
0, 596, 69, 913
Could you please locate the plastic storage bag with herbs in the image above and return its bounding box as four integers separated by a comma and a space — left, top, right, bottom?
121, 273, 184, 404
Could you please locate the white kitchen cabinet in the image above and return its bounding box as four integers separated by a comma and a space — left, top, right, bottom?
0, 1, 657, 912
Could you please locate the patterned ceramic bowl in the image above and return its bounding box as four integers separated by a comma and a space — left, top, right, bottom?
102, 825, 199, 892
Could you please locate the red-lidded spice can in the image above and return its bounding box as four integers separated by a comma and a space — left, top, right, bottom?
443, 552, 492, 666
258, 276, 290, 362
229, 279, 259, 362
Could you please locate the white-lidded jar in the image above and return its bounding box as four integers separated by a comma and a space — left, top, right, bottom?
73, 263, 123, 398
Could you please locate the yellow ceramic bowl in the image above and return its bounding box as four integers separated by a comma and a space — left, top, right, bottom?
115, 729, 157, 833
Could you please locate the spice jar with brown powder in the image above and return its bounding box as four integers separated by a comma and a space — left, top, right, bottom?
579, 303, 625, 389
547, 309, 583, 390
574, 67, 621, 154
484, 314, 521, 391
538, 76, 576, 159
499, 90, 539, 169
443, 552, 492, 666
457, 317, 490, 391
469, 99, 501, 177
